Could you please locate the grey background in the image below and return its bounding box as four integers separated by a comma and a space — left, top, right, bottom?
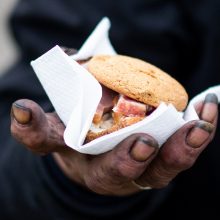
0, 0, 19, 76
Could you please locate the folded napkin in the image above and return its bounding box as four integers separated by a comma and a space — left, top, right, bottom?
31, 17, 220, 155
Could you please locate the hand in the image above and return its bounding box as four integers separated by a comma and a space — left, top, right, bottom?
10, 93, 218, 195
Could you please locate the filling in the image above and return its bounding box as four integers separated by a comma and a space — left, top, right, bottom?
90, 84, 155, 133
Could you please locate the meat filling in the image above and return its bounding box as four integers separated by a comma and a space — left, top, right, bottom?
91, 85, 155, 132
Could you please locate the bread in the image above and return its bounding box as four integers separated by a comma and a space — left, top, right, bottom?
86, 115, 143, 143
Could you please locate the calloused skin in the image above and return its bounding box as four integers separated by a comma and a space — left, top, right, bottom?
10, 93, 218, 196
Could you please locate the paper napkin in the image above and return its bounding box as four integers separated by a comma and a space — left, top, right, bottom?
31, 17, 220, 155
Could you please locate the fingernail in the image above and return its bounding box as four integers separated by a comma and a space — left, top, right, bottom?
11, 103, 32, 124
130, 137, 158, 162
186, 121, 214, 148
201, 93, 218, 123
61, 47, 78, 56
204, 93, 218, 104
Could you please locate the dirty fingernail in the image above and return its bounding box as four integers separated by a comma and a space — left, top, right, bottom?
11, 103, 32, 124
204, 93, 218, 104
186, 121, 214, 148
201, 93, 218, 123
130, 137, 158, 162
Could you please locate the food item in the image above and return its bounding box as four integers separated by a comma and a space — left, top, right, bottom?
85, 55, 188, 142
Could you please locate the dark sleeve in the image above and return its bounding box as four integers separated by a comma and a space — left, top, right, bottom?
1, 0, 220, 219
9, 0, 99, 61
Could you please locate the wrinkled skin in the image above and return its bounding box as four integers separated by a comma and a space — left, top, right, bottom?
10, 93, 218, 195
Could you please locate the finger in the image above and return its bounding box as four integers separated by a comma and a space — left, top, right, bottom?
135, 120, 215, 188
200, 93, 218, 123
194, 93, 218, 123
83, 133, 159, 195
11, 99, 67, 154
131, 93, 218, 188
194, 93, 218, 142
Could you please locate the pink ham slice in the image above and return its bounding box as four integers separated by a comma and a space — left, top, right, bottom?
93, 86, 150, 124
113, 95, 147, 117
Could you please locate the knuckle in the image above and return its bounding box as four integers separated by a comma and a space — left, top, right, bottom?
11, 124, 47, 152
166, 156, 193, 170
84, 156, 145, 194
109, 156, 143, 180
162, 147, 196, 171
144, 166, 171, 189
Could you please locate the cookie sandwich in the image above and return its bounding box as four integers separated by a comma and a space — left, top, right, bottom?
85, 55, 188, 142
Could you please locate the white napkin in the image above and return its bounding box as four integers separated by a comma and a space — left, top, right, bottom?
31, 17, 220, 155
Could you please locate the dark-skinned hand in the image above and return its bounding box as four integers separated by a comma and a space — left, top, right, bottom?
10, 93, 218, 195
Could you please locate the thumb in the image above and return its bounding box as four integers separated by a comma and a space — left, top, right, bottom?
11, 99, 66, 154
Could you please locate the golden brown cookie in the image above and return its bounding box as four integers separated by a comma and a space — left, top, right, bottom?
87, 55, 188, 111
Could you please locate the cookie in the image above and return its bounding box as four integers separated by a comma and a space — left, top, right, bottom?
87, 55, 188, 111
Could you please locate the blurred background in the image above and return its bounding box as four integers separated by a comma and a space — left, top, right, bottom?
0, 0, 19, 76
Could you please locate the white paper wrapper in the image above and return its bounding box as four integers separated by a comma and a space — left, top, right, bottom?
31, 17, 220, 155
